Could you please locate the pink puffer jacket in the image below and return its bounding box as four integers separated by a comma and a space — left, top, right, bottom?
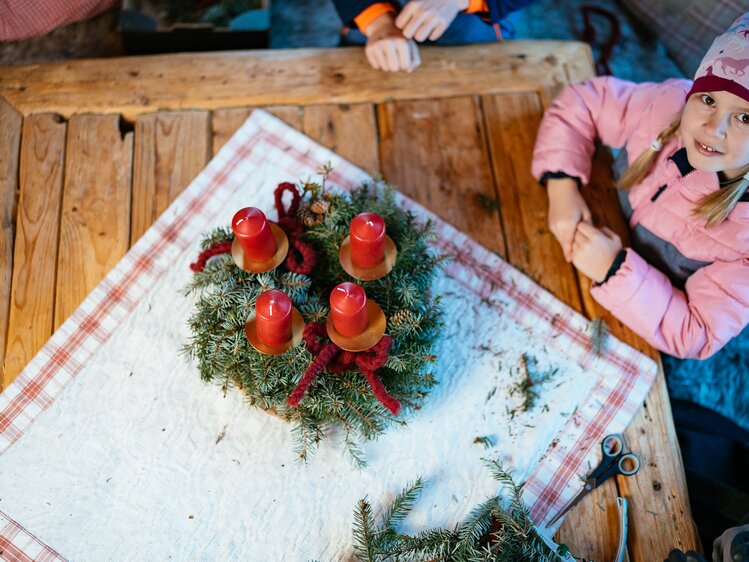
532, 76, 749, 359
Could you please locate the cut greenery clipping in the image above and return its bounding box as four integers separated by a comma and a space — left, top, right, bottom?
350, 459, 569, 562
183, 174, 446, 465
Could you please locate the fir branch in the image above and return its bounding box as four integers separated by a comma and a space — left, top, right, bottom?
380, 477, 425, 533
353, 498, 378, 562
351, 461, 563, 562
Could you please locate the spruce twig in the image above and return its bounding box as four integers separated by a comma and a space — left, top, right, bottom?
351, 461, 564, 561
509, 354, 558, 414
588, 317, 609, 356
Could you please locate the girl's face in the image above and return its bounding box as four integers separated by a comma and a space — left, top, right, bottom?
681, 90, 749, 179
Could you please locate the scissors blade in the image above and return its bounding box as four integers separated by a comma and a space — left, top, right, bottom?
536, 527, 575, 561
547, 479, 594, 526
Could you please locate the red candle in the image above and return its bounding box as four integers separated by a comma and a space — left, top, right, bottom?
330, 282, 368, 337
255, 290, 292, 346
350, 212, 386, 269
232, 207, 277, 262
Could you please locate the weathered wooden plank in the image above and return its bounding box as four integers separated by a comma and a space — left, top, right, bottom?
131, 111, 211, 244
303, 104, 379, 176
377, 96, 506, 257
3, 115, 66, 390
481, 90, 616, 561
0, 99, 22, 391
0, 42, 581, 121
212, 105, 303, 156
54, 115, 133, 329
557, 483, 621, 562
577, 150, 700, 558
481, 92, 580, 305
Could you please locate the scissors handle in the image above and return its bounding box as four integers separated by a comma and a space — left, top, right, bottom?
587, 434, 625, 481
592, 452, 641, 488
602, 433, 626, 459
617, 452, 640, 476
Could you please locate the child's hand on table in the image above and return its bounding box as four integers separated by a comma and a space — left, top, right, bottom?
547, 177, 592, 262
365, 13, 421, 72
571, 222, 623, 284
395, 0, 467, 42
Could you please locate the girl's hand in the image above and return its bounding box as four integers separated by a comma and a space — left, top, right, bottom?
365, 13, 421, 73
571, 222, 623, 283
395, 0, 467, 42
547, 178, 592, 262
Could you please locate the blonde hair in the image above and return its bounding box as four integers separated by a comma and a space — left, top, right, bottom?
693, 167, 749, 227
617, 112, 749, 228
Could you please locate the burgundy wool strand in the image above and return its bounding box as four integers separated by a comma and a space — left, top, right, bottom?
274, 182, 301, 218
287, 323, 400, 414
189, 240, 233, 272
286, 342, 340, 407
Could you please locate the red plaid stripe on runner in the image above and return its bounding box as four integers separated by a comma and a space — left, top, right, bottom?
0, 511, 66, 562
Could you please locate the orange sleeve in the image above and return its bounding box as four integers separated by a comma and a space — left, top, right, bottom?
354, 3, 397, 34
465, 0, 488, 13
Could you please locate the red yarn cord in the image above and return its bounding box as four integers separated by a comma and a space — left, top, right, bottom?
286, 343, 340, 407
190, 240, 233, 272
287, 323, 400, 414
361, 368, 401, 415
274, 182, 301, 218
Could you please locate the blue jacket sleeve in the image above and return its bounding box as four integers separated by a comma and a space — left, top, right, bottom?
485, 0, 536, 24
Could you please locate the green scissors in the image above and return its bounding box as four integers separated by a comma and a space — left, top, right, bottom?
548, 433, 640, 526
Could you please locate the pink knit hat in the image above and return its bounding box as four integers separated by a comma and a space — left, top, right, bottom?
686, 12, 749, 103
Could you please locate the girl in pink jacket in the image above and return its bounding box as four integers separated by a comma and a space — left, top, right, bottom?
532, 12, 749, 360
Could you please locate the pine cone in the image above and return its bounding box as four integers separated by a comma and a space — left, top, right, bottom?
296, 199, 330, 227
296, 204, 322, 227
389, 309, 416, 329
310, 199, 330, 215
390, 309, 412, 326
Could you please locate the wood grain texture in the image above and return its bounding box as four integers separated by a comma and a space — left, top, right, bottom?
0, 99, 22, 391
54, 115, 133, 330
0, 42, 579, 121
481, 92, 581, 306
378, 96, 506, 257
577, 150, 700, 558
303, 104, 379, 176
482, 90, 618, 561
131, 111, 211, 244
3, 115, 66, 390
212, 105, 303, 156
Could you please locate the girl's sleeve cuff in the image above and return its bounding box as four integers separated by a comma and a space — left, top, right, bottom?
597, 249, 628, 285
538, 171, 582, 189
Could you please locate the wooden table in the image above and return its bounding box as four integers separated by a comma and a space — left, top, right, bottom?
0, 42, 698, 561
